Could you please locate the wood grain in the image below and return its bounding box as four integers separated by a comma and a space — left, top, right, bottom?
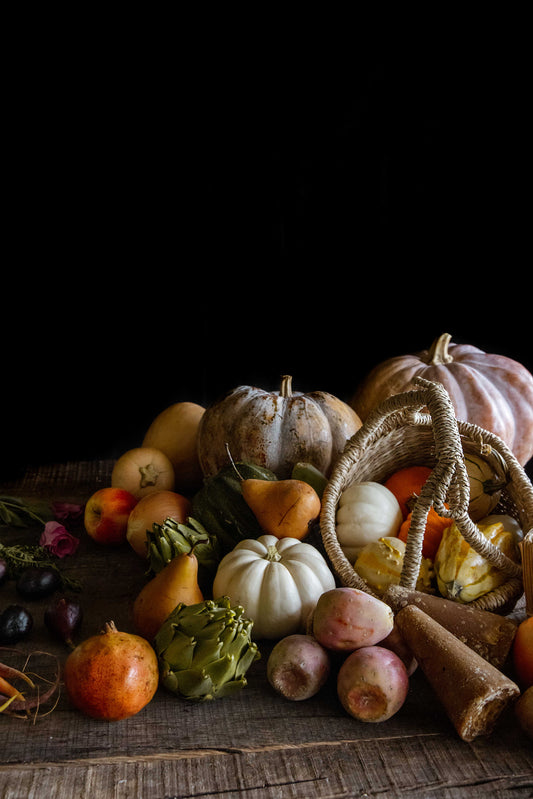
1, 461, 532, 798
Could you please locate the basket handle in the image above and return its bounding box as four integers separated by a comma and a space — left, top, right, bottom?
392, 378, 523, 590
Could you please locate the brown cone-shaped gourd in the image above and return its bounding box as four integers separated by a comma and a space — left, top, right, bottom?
395, 604, 519, 742
383, 584, 517, 669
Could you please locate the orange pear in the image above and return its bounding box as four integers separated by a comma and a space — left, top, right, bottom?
133, 552, 203, 641
241, 478, 321, 540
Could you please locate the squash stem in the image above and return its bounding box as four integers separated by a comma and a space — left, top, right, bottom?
280, 375, 293, 398
428, 333, 454, 365
265, 545, 282, 563
225, 443, 244, 481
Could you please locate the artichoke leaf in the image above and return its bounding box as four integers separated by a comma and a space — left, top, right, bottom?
176, 669, 214, 699
161, 630, 197, 671
192, 638, 224, 669
235, 642, 261, 679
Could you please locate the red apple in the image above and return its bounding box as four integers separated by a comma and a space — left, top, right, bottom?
84, 487, 138, 545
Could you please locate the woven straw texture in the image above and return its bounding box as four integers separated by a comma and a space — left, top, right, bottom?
320, 377, 533, 614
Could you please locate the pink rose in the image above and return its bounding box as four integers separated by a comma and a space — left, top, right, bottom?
40, 521, 80, 558
52, 501, 84, 521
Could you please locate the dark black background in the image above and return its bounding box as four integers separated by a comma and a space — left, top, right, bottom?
2, 44, 530, 479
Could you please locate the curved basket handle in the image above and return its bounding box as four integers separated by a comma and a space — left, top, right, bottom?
320, 377, 523, 603
399, 378, 522, 589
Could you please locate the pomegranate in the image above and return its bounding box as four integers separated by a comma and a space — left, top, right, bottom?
63, 620, 159, 721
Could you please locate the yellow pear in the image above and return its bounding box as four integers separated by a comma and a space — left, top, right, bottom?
133, 553, 203, 641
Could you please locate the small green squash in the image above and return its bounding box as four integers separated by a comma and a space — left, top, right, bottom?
191, 462, 277, 554
464, 451, 509, 521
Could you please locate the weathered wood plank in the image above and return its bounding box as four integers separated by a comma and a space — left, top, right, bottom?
1, 461, 532, 799
1, 735, 533, 799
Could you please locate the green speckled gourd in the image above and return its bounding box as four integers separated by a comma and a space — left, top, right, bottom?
191, 462, 277, 554
154, 596, 260, 701
146, 517, 221, 594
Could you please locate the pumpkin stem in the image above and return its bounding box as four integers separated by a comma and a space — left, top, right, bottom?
428, 333, 454, 365
225, 443, 244, 481
265, 545, 282, 562
280, 375, 293, 398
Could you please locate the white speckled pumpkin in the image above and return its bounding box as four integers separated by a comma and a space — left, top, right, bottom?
197, 375, 362, 479
350, 333, 533, 466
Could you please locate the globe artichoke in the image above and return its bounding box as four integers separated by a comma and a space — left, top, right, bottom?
154, 596, 260, 701
147, 517, 221, 593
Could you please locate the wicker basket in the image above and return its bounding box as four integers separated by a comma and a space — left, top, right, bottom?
320, 377, 533, 615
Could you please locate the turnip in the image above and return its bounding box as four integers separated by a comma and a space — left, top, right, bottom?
312, 587, 394, 652
267, 634, 331, 701
337, 645, 409, 722
111, 447, 176, 499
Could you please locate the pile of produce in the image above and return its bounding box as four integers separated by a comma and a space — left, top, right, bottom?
1, 351, 532, 744
336, 457, 522, 604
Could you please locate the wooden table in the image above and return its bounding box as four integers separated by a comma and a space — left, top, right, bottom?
1, 461, 532, 799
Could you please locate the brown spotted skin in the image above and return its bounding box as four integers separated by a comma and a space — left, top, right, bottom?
197, 379, 362, 479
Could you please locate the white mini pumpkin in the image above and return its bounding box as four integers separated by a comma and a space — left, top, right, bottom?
335, 481, 403, 563
212, 534, 336, 640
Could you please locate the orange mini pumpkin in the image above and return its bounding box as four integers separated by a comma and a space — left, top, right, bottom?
398, 506, 453, 561
384, 466, 433, 519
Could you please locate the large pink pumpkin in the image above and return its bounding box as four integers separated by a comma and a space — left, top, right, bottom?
351, 333, 533, 467
197, 375, 362, 479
